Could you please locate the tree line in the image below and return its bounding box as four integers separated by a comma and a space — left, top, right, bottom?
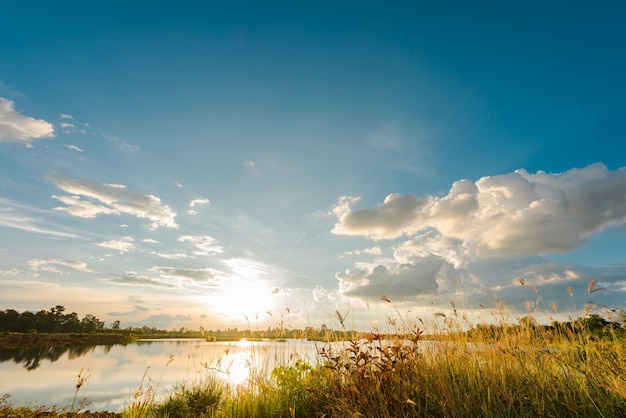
0, 305, 106, 334
463, 313, 626, 342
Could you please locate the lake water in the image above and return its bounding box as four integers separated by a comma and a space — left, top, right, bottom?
0, 338, 324, 412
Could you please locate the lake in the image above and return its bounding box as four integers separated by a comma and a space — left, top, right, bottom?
0, 338, 323, 412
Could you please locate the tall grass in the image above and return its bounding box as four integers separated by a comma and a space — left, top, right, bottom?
3, 283, 624, 417
117, 285, 626, 417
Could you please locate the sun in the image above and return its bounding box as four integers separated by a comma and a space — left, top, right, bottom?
211, 280, 276, 321
207, 258, 281, 321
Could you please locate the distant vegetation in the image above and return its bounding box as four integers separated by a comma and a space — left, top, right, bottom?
0, 305, 362, 341
120, 296, 626, 418
1, 286, 626, 417
2, 304, 625, 343
0, 305, 107, 334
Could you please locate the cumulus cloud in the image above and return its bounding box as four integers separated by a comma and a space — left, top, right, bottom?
336, 255, 444, 302
49, 173, 178, 229
189, 198, 210, 208
179, 235, 223, 255
313, 284, 337, 303
331, 163, 626, 307
345, 246, 383, 256
363, 246, 382, 255
27, 258, 93, 273
332, 194, 425, 239
0, 98, 55, 142
97, 237, 135, 253
333, 163, 626, 258
187, 198, 210, 215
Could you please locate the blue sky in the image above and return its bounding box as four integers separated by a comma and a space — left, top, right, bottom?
1, 1, 625, 331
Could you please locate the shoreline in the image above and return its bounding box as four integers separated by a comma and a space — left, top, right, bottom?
0, 333, 134, 348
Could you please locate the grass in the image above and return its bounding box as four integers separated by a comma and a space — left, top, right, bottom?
114, 289, 626, 417
3, 284, 626, 417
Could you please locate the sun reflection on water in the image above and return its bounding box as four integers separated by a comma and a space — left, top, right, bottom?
225, 352, 251, 385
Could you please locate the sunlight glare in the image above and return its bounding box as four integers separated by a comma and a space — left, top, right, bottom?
211, 280, 275, 321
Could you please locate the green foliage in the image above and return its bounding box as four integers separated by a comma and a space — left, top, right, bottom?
2, 288, 626, 417
151, 377, 225, 418
0, 306, 104, 334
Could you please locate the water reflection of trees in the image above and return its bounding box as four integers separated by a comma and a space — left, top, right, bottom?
0, 344, 112, 370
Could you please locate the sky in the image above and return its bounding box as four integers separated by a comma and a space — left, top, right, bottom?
1, 1, 625, 331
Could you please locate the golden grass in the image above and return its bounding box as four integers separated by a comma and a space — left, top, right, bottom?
3, 281, 625, 417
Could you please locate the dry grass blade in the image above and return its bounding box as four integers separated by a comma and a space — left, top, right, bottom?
335, 310, 347, 328
588, 280, 606, 294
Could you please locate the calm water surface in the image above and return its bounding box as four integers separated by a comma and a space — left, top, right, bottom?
0, 339, 322, 412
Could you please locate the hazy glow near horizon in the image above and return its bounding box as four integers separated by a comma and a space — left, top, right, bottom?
0, 2, 625, 331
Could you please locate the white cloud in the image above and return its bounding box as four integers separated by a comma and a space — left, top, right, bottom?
0, 268, 21, 276
187, 198, 210, 215
331, 163, 626, 307
49, 173, 178, 229
313, 284, 336, 302
27, 258, 93, 273
97, 236, 135, 253
151, 251, 188, 259
332, 193, 425, 239
333, 163, 626, 258
52, 194, 119, 218
363, 246, 382, 255
336, 255, 444, 302
0, 98, 55, 142
189, 198, 210, 208
65, 144, 83, 152
179, 235, 223, 255
0, 200, 79, 238
344, 246, 383, 256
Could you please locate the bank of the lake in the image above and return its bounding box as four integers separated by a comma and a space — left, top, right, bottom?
1, 337, 321, 414
3, 335, 626, 417
2, 319, 626, 417
0, 333, 135, 348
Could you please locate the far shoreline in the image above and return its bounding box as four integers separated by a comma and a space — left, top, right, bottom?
0, 333, 135, 348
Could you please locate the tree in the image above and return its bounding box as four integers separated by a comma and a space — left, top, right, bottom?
81, 314, 105, 333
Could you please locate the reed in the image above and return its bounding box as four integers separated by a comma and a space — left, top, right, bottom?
2, 281, 625, 417
120, 283, 625, 417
